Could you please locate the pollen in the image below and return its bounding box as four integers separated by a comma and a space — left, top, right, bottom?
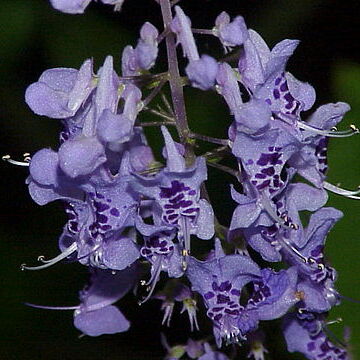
295, 291, 305, 300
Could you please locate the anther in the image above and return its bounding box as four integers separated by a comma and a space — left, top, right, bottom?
326, 318, 343, 326
140, 280, 147, 286
307, 257, 316, 265
297, 121, 359, 138
182, 249, 189, 257
20, 243, 77, 271
350, 124, 359, 133
295, 291, 305, 301
37, 255, 45, 262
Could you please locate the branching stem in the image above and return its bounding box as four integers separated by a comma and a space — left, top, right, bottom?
143, 106, 175, 122
159, 0, 195, 162
139, 121, 176, 127
190, 132, 230, 146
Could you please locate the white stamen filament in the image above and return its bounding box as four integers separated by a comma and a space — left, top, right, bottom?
25, 303, 79, 311
278, 237, 308, 263
161, 303, 174, 327
326, 318, 343, 326
297, 121, 359, 138
279, 237, 324, 271
323, 181, 360, 200
139, 256, 163, 304
21, 243, 77, 271
2, 154, 30, 167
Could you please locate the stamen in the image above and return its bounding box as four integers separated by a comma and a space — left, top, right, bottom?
297, 121, 359, 138
2, 154, 31, 167
278, 237, 308, 263
191, 28, 215, 35
161, 303, 174, 327
323, 325, 348, 349
261, 195, 297, 231
323, 181, 360, 200
179, 216, 191, 271
25, 302, 79, 311
326, 318, 343, 326
75, 245, 101, 263
279, 238, 325, 271
139, 256, 163, 304
20, 243, 77, 271
338, 293, 360, 304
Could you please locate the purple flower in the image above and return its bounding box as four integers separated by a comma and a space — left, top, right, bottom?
58, 162, 141, 269
121, 23, 159, 75
25, 152, 141, 271
286, 207, 343, 312
131, 127, 214, 264
171, 6, 199, 62
215, 62, 243, 115
232, 126, 298, 198
27, 266, 138, 336
238, 29, 315, 118
186, 239, 261, 346
245, 267, 299, 321
136, 219, 183, 302
25, 58, 95, 119
213, 12, 248, 52
49, 0, 124, 14
186, 55, 219, 90
74, 266, 137, 336
238, 183, 328, 262
288, 102, 351, 187
136, 22, 159, 70
154, 280, 198, 330
283, 312, 348, 360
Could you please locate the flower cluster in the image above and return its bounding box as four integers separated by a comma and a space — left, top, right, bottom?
7, 0, 358, 359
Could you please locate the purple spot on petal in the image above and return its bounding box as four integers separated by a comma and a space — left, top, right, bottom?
212, 307, 224, 312
280, 82, 288, 92
110, 208, 120, 217
273, 89, 280, 99
204, 291, 215, 300
97, 214, 108, 224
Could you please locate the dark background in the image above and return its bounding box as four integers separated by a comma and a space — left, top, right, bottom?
0, 0, 359, 359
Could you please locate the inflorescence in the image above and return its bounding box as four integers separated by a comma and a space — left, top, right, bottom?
4, 0, 359, 359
